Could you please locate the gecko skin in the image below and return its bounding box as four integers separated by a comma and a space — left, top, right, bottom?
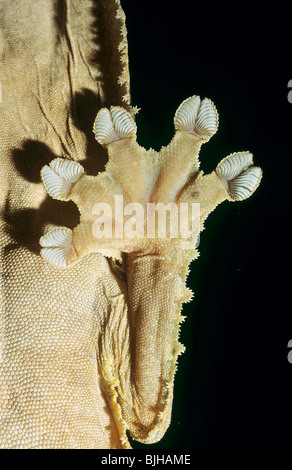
0, 0, 262, 449
39, 96, 262, 445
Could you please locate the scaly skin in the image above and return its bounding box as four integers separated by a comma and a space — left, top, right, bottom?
0, 0, 262, 449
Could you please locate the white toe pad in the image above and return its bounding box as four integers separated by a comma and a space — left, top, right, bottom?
40, 227, 76, 267
41, 159, 84, 201
216, 152, 262, 201
174, 95, 218, 141
93, 106, 136, 145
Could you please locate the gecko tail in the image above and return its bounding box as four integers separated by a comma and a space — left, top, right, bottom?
41, 158, 84, 201
216, 151, 262, 201
40, 227, 77, 267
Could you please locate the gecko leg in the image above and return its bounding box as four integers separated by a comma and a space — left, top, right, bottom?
37, 97, 263, 445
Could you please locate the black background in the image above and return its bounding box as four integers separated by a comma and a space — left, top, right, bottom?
121, 0, 292, 449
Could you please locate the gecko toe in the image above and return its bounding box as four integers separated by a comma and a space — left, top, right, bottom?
216, 152, 262, 201
40, 227, 77, 267
41, 158, 84, 201
93, 106, 136, 145
174, 95, 218, 141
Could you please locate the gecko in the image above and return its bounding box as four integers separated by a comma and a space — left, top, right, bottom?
0, 0, 262, 448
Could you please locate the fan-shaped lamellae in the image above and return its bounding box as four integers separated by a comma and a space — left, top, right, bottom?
93, 106, 136, 145
40, 227, 77, 267
174, 95, 218, 141
41, 159, 84, 201
216, 152, 262, 201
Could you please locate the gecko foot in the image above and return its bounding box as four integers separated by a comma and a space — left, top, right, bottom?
41, 158, 84, 201
174, 95, 218, 141
39, 98, 263, 268
93, 106, 136, 145
40, 227, 77, 267
216, 151, 262, 200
